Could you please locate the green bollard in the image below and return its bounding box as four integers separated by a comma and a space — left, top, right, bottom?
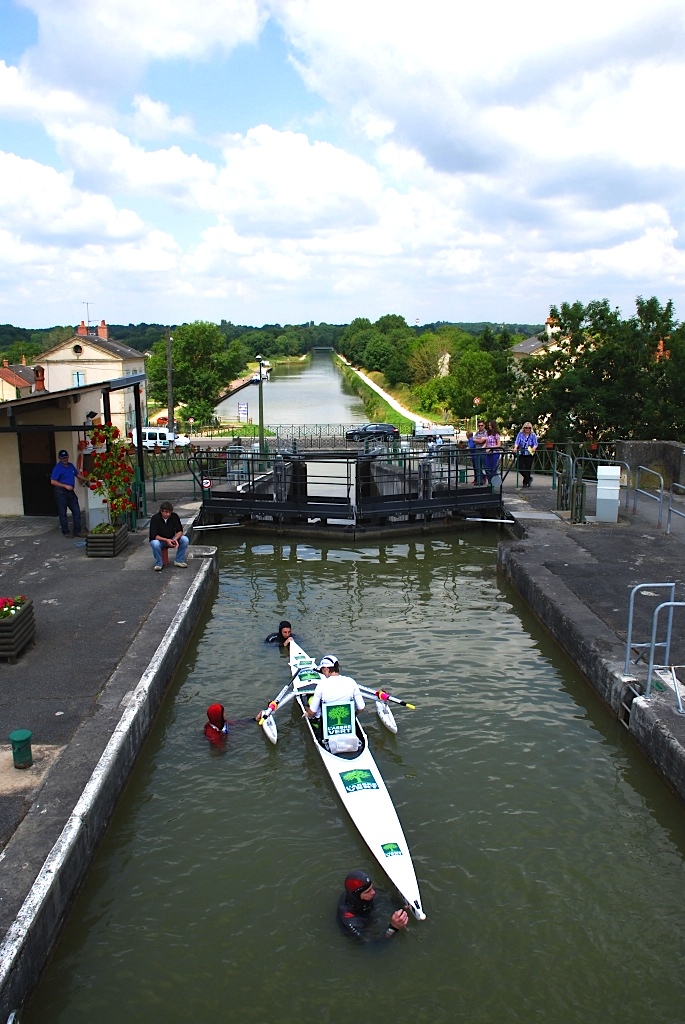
8, 728, 33, 769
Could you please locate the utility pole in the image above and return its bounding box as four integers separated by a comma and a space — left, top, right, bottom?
166, 327, 174, 446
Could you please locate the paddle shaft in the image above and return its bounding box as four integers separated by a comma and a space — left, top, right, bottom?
359, 685, 416, 709
258, 667, 303, 725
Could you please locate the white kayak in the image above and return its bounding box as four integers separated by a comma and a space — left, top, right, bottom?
283, 640, 426, 921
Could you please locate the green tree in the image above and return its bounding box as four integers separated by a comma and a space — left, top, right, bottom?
146, 321, 247, 413
447, 351, 498, 418
508, 296, 681, 441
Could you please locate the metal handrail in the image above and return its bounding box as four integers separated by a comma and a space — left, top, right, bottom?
666, 482, 685, 535
624, 583, 676, 675
632, 466, 664, 528
574, 456, 632, 510
646, 602, 685, 699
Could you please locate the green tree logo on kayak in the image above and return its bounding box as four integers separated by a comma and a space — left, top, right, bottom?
340, 769, 378, 793
325, 703, 353, 735
382, 842, 402, 857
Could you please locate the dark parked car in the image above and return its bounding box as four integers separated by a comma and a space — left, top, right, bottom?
345, 423, 400, 443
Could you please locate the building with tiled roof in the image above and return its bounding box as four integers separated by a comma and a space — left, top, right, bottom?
35, 321, 147, 433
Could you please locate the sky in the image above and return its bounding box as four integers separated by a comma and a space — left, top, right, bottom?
1, 0, 684, 329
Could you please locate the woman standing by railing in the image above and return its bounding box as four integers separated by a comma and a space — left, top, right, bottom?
484, 420, 501, 484
513, 421, 538, 488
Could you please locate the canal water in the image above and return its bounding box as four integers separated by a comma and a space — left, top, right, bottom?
214, 349, 366, 425
25, 534, 685, 1023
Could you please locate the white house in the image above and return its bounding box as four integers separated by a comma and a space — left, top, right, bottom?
36, 321, 146, 434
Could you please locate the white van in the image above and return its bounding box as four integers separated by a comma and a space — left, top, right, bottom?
131, 429, 190, 450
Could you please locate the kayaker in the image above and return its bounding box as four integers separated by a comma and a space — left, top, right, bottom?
305, 655, 366, 719
337, 870, 409, 942
264, 620, 292, 646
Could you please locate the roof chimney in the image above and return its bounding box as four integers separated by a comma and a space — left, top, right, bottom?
2, 359, 8, 368
33, 365, 46, 392
97, 319, 109, 341
21, 354, 26, 365
77, 321, 88, 336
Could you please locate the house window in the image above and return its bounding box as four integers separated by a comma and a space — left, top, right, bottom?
72, 371, 85, 387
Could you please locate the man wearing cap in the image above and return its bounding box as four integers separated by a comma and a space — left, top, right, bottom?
305, 655, 365, 720
337, 870, 409, 942
51, 450, 88, 537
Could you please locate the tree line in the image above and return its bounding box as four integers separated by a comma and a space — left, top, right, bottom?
2, 298, 683, 440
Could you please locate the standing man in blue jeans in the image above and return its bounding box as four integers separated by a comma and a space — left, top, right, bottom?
148, 501, 189, 571
51, 449, 87, 537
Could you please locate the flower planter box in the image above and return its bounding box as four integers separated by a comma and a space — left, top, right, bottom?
86, 524, 129, 558
0, 599, 35, 661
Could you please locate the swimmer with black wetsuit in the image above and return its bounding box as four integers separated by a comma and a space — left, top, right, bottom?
337, 870, 409, 942
264, 620, 292, 647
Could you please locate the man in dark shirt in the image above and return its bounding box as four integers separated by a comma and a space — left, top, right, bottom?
51, 449, 87, 536
148, 501, 189, 571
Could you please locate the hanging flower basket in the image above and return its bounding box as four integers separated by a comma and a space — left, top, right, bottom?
86, 523, 129, 558
0, 596, 35, 661
83, 423, 136, 553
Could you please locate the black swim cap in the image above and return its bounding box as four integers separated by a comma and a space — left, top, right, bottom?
278, 620, 292, 631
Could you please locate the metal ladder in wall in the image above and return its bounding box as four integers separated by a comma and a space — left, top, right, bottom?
620, 583, 682, 727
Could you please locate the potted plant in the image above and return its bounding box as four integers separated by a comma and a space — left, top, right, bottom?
85, 424, 136, 558
0, 595, 35, 661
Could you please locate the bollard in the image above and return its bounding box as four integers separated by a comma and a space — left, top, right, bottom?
8, 728, 33, 769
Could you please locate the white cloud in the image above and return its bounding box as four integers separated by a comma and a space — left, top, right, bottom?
46, 122, 215, 204
0, 59, 92, 121
1, 0, 684, 326
129, 95, 194, 139
20, 0, 269, 91
0, 151, 145, 241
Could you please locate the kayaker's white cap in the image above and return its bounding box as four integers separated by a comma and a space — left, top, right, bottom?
317, 654, 338, 670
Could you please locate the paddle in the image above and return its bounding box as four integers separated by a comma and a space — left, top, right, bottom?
359, 685, 416, 709
257, 666, 304, 725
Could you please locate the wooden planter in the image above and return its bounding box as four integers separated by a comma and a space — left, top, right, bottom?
86, 524, 129, 558
0, 599, 35, 661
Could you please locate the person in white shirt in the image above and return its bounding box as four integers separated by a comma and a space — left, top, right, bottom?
305, 655, 366, 720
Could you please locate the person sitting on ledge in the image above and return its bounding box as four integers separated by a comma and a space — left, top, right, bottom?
149, 501, 189, 571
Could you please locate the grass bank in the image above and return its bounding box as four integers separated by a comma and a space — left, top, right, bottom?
335, 358, 414, 432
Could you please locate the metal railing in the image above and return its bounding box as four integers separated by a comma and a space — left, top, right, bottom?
188, 447, 503, 527
624, 583, 676, 675
666, 482, 685, 535
632, 466, 664, 529
645, 601, 685, 702
574, 456, 632, 511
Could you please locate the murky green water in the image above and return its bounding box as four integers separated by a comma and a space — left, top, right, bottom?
25, 535, 685, 1024
214, 349, 365, 424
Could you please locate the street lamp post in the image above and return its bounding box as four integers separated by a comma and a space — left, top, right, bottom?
255, 354, 265, 459
166, 326, 174, 448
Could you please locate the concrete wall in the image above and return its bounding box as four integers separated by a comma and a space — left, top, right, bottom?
0, 435, 21, 515
617, 440, 685, 489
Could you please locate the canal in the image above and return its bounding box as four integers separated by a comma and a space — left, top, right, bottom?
24, 534, 685, 1023
214, 349, 366, 425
